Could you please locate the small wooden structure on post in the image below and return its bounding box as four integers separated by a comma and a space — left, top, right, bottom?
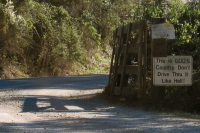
108, 20, 148, 99
107, 18, 169, 100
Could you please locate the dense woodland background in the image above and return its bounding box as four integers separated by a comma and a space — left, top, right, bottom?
0, 0, 200, 112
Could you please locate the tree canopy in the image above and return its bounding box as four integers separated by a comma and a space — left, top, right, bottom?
0, 0, 200, 79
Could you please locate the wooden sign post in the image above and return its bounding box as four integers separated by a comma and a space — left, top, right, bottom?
151, 18, 167, 102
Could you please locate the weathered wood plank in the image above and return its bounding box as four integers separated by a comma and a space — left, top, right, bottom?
151, 18, 167, 102
152, 39, 167, 57
131, 20, 146, 32
117, 26, 123, 36
117, 65, 138, 74
119, 23, 130, 94
111, 26, 124, 94
117, 42, 145, 54
123, 23, 131, 34
114, 87, 121, 95
122, 87, 132, 97
131, 21, 140, 31
108, 30, 117, 85
109, 20, 148, 98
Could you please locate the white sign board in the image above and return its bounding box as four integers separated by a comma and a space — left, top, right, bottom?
152, 23, 175, 39
153, 56, 193, 86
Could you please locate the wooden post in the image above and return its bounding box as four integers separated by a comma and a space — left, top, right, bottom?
111, 26, 123, 95
151, 18, 167, 103
141, 20, 147, 99
137, 20, 147, 99
119, 23, 131, 94
108, 30, 117, 85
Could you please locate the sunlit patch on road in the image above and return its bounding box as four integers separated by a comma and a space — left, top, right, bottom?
64, 105, 84, 111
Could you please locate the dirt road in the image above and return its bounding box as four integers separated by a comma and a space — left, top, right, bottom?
0, 74, 200, 133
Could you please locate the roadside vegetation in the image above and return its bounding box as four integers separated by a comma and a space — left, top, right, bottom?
0, 0, 135, 78
0, 0, 200, 113
147, 0, 200, 114
121, 0, 200, 114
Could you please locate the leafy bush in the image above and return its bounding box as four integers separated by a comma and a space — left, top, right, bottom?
0, 1, 29, 78
1, 0, 138, 78
137, 0, 200, 113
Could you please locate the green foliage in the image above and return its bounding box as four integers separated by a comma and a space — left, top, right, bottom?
165, 1, 200, 69
2, 0, 136, 77
0, 0, 29, 78
136, 0, 200, 68
17, 1, 85, 76
1, 0, 199, 80
144, 0, 200, 113
125, 0, 200, 113
0, 0, 200, 113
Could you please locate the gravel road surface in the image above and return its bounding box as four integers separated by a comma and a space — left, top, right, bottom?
0, 74, 200, 133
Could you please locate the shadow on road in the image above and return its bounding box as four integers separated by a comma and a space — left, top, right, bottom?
22, 98, 40, 112
22, 94, 98, 112
2, 92, 200, 133
1, 74, 200, 133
